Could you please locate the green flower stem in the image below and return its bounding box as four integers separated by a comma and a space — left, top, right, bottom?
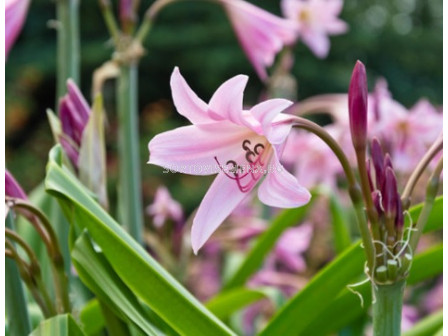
409, 156, 443, 252
117, 63, 144, 245
98, 0, 120, 44
10, 200, 71, 313
292, 117, 375, 273
5, 212, 32, 336
56, 0, 80, 100
372, 280, 406, 336
401, 135, 442, 209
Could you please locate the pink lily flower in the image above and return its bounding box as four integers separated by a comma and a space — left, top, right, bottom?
5, 0, 30, 59
281, 0, 348, 58
220, 0, 298, 81
148, 67, 311, 253
146, 186, 183, 228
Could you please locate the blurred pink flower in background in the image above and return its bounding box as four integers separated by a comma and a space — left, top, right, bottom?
281, 0, 347, 58
424, 277, 443, 313
148, 67, 311, 253
146, 186, 183, 228
5, 0, 30, 59
282, 128, 342, 189
220, 0, 297, 80
401, 305, 419, 332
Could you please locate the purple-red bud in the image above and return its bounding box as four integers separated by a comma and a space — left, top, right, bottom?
348, 60, 368, 150
383, 167, 398, 219
371, 137, 384, 187
384, 153, 394, 170
120, 0, 138, 33
5, 170, 28, 200
371, 190, 382, 215
395, 198, 404, 228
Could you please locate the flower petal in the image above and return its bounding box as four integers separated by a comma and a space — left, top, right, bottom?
208, 74, 248, 125
170, 67, 210, 124
191, 172, 253, 253
249, 98, 293, 139
258, 153, 311, 208
148, 121, 253, 175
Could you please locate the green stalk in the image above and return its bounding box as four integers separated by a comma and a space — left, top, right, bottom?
5, 212, 32, 336
372, 280, 406, 336
56, 0, 80, 100
117, 63, 144, 244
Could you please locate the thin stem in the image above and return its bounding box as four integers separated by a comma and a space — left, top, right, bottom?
409, 156, 443, 252
9, 199, 71, 313
136, 0, 181, 43
5, 213, 32, 335
56, 0, 80, 101
401, 135, 442, 209
372, 280, 406, 336
5, 228, 41, 271
291, 117, 375, 272
98, 0, 121, 45
117, 63, 144, 245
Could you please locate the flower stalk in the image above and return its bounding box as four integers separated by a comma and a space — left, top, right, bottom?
5, 212, 32, 335
56, 0, 80, 100
372, 280, 406, 336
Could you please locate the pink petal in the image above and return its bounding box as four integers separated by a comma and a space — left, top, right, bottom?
191, 172, 254, 253
170, 67, 210, 124
258, 153, 311, 208
249, 98, 293, 142
5, 0, 30, 59
302, 31, 330, 58
208, 74, 248, 125
148, 121, 252, 175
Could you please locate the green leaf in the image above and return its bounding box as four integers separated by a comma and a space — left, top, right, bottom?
45, 145, 236, 336
300, 243, 443, 336
71, 231, 160, 336
30, 314, 86, 336
79, 299, 104, 335
78, 94, 108, 209
206, 287, 280, 319
410, 196, 442, 233
329, 193, 352, 253
403, 310, 442, 336
260, 242, 365, 336
224, 196, 315, 289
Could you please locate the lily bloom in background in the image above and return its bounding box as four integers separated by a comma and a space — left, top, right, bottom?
5, 0, 30, 59
281, 0, 347, 58
59, 79, 91, 166
146, 186, 183, 228
220, 0, 297, 81
148, 67, 311, 253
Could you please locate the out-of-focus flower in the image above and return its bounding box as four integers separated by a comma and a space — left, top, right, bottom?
5, 169, 28, 200
274, 222, 313, 272
372, 94, 442, 172
220, 0, 297, 81
282, 127, 342, 189
424, 277, 443, 313
281, 0, 347, 58
59, 79, 91, 166
148, 67, 311, 253
401, 305, 419, 332
5, 0, 30, 59
146, 186, 183, 228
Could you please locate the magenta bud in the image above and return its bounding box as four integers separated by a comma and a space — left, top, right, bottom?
384, 153, 394, 170
371, 137, 384, 187
5, 170, 27, 200
383, 167, 398, 219
371, 190, 382, 215
348, 60, 368, 150
66, 79, 90, 122
395, 198, 404, 228
120, 0, 138, 33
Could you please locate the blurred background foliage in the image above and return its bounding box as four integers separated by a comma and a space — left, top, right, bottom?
5, 0, 442, 218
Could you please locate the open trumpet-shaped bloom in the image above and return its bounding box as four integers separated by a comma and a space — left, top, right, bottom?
220, 0, 297, 81
148, 67, 311, 253
5, 0, 30, 59
281, 0, 347, 58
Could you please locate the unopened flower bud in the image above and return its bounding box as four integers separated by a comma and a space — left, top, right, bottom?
383, 167, 398, 219
5, 170, 27, 200
371, 137, 384, 187
348, 60, 368, 151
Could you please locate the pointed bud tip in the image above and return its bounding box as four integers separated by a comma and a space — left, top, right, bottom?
348, 61, 368, 150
